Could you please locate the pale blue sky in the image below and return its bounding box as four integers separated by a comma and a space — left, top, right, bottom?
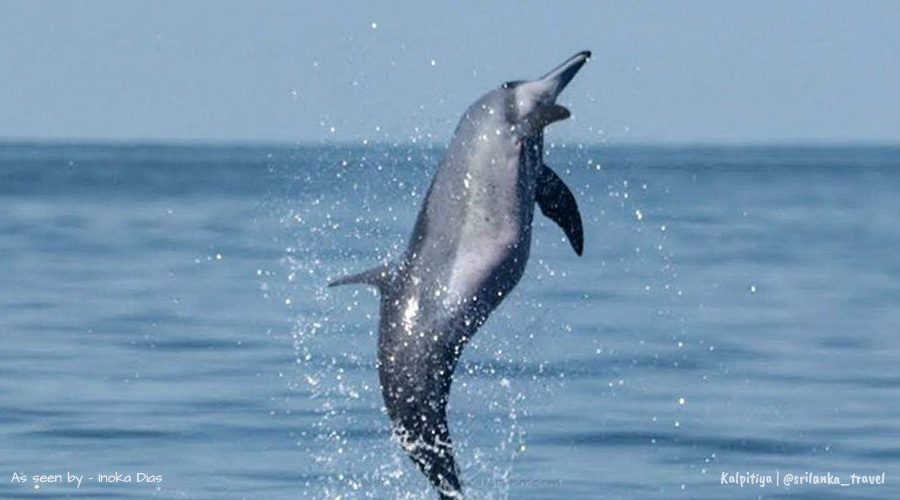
2, 1, 899, 144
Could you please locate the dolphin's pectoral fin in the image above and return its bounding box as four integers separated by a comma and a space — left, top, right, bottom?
328, 262, 395, 292
537, 164, 584, 256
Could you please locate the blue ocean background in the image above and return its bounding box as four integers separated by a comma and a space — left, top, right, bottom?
1, 142, 898, 499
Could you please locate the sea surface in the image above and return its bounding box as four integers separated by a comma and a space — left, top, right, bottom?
1, 142, 898, 500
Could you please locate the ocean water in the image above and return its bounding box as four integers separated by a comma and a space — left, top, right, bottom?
1, 142, 899, 500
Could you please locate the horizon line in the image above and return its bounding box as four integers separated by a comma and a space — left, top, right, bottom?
2, 137, 900, 150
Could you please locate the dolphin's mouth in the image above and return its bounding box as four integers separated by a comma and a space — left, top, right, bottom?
540, 50, 592, 97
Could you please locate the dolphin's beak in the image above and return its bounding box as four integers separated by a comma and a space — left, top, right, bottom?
539, 50, 591, 98
516, 50, 591, 132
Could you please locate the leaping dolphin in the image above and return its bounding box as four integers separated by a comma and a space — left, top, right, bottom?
330, 50, 590, 499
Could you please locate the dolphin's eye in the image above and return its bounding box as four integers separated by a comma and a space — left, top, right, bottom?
502, 80, 523, 89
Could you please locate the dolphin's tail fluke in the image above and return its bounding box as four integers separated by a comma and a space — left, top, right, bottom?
403, 430, 463, 500
328, 263, 395, 292
392, 402, 464, 500
381, 352, 465, 500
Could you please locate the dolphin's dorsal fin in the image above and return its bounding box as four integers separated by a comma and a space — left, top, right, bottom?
328, 262, 396, 292
536, 164, 584, 256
